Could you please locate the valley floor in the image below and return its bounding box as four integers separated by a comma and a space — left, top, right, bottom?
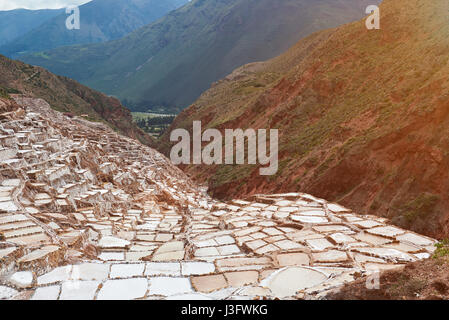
0, 96, 439, 300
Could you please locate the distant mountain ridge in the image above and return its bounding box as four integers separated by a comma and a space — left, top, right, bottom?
19, 0, 380, 113
0, 0, 188, 58
0, 8, 63, 46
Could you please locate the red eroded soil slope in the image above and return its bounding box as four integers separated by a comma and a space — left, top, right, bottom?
159, 0, 449, 238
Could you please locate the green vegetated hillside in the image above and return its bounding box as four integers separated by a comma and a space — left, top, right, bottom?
0, 0, 188, 58
0, 54, 153, 146
19, 0, 380, 113
0, 8, 63, 46
159, 0, 449, 238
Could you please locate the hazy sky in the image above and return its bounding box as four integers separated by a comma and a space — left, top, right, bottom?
0, 0, 92, 11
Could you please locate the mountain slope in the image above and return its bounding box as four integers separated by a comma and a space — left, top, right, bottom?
0, 8, 63, 46
1, 0, 188, 58
159, 0, 449, 238
0, 54, 153, 146
20, 0, 380, 113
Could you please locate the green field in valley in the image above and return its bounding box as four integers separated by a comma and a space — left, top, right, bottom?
131, 112, 175, 138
